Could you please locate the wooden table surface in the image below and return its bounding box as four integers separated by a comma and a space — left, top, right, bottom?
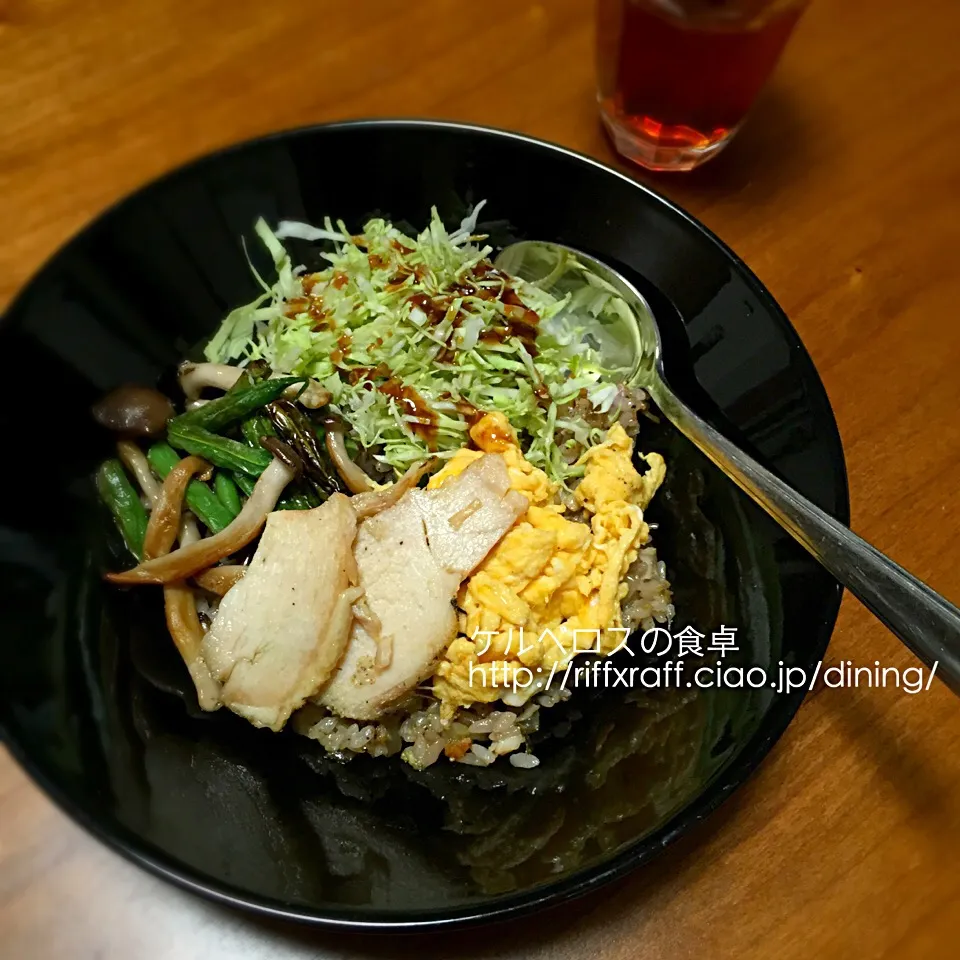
2, 0, 959, 957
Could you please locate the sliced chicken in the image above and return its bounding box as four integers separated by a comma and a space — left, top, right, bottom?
415, 454, 531, 575
201, 493, 359, 731
319, 454, 527, 720
320, 493, 456, 719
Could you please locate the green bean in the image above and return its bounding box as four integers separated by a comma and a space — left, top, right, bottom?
173, 377, 305, 433
97, 460, 148, 560
167, 421, 272, 476
231, 471, 256, 497
146, 442, 234, 533
240, 413, 276, 447
213, 472, 243, 518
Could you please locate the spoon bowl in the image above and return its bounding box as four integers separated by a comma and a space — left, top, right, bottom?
495, 240, 657, 386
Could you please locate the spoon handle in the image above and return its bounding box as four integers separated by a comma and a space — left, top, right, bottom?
655, 385, 960, 695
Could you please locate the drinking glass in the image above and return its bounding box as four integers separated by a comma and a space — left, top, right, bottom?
597, 0, 810, 171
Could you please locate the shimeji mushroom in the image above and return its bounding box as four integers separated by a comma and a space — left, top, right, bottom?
105, 451, 301, 585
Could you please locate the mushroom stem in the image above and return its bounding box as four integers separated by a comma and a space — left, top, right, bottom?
117, 440, 162, 506
193, 565, 246, 596
105, 458, 297, 584
178, 363, 243, 401
164, 584, 221, 711
128, 443, 221, 710
325, 426, 375, 493
142, 455, 211, 561
179, 516, 201, 546
350, 459, 436, 519
118, 440, 200, 545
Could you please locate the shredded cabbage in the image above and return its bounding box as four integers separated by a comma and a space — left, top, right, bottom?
204, 206, 633, 484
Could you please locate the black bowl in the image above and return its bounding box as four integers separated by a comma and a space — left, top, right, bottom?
0, 119, 847, 930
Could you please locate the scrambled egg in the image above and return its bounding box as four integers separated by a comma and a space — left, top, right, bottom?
429, 411, 666, 716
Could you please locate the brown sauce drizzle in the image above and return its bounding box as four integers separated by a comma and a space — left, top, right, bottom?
284, 296, 333, 331
466, 261, 543, 357
387, 262, 426, 291
530, 381, 552, 404
454, 397, 486, 427
478, 311, 540, 357
407, 292, 448, 325
346, 363, 392, 385
378, 378, 438, 448
330, 334, 353, 365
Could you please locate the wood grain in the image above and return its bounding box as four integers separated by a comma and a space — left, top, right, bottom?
2, 0, 959, 957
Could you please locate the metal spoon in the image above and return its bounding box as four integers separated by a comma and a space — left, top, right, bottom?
495, 240, 960, 695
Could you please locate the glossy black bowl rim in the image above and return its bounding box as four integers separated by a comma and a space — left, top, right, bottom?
0, 117, 850, 932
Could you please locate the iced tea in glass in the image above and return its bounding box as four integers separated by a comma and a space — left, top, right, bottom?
597, 0, 810, 171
